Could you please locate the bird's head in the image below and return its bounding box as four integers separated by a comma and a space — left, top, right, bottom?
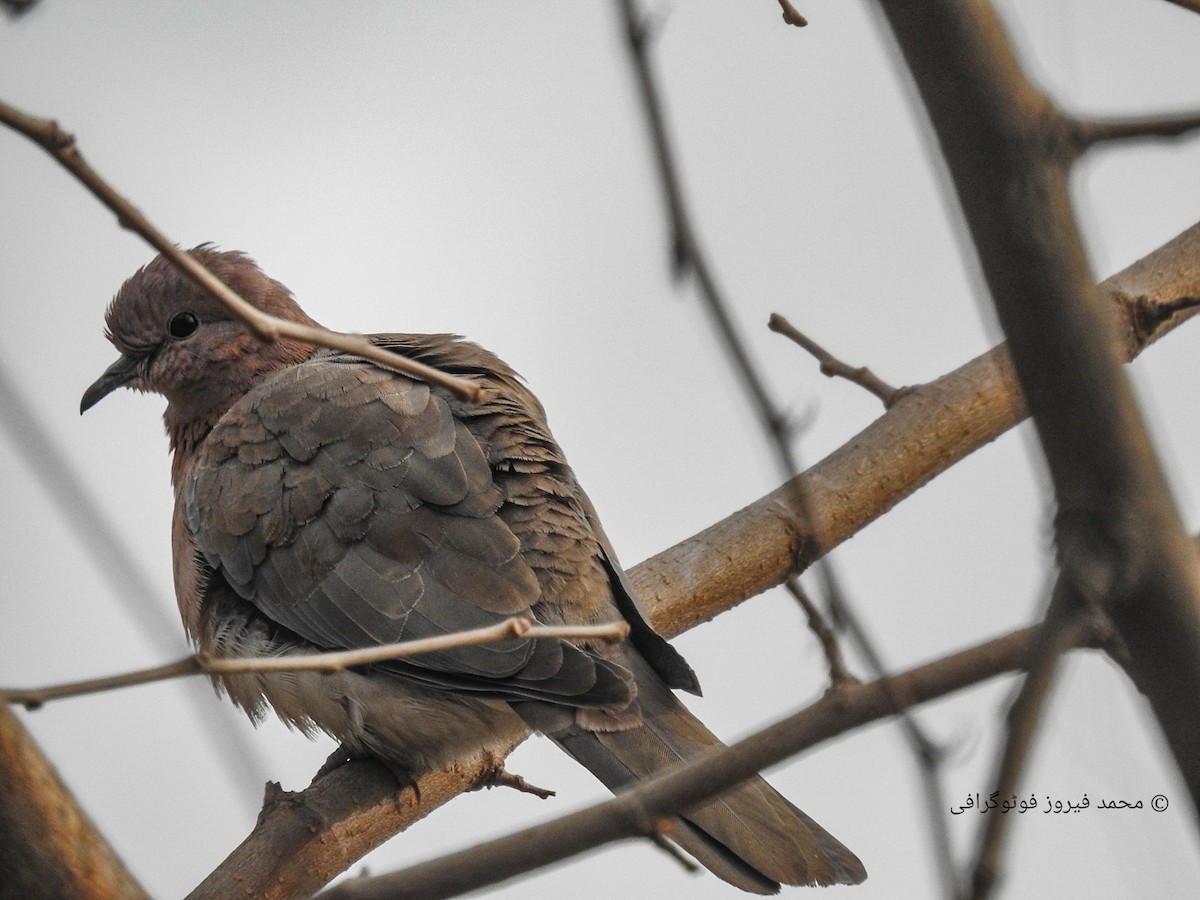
81, 245, 319, 466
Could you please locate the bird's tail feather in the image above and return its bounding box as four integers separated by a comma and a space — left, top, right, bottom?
549, 682, 866, 892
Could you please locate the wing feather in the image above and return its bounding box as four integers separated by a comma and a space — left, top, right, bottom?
188, 352, 634, 707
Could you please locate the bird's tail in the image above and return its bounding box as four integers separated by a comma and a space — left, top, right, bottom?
545, 673, 866, 893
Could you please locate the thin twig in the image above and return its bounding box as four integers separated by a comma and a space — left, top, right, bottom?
649, 820, 702, 874
769, 312, 904, 408
1069, 111, 1200, 152
776, 0, 808, 27
0, 98, 482, 402
2, 619, 630, 708
969, 591, 1091, 900
828, 585, 961, 899
784, 578, 854, 685
616, 0, 840, 666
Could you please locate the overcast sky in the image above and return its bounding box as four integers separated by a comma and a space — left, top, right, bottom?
3, 2, 1200, 898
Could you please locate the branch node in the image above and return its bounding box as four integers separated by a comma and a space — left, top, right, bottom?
776, 0, 808, 27
769, 313, 903, 408
506, 616, 533, 638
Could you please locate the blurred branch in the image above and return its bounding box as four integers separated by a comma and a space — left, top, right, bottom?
970, 586, 1101, 896
876, 1, 1200, 895
189, 218, 1200, 897
616, 0, 951, 889
616, 0, 858, 702
784, 578, 853, 685
0, 98, 482, 403
1068, 111, 1200, 151
616, 0, 787, 461
0, 0, 38, 16
1163, 0, 1200, 16
0, 704, 148, 900
2, 619, 630, 708
321, 622, 1092, 900
0, 359, 270, 797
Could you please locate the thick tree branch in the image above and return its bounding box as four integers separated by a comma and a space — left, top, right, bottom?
0, 705, 148, 899
321, 623, 1087, 900
191, 218, 1200, 898
876, 0, 1200, 893
635, 222, 1200, 638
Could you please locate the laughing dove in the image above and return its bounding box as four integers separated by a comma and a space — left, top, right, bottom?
82, 247, 865, 892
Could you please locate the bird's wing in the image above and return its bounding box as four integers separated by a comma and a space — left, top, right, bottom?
185, 353, 633, 708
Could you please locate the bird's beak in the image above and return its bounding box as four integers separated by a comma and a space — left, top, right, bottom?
81, 354, 141, 414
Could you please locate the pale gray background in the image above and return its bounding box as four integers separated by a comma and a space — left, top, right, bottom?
3, 2, 1200, 897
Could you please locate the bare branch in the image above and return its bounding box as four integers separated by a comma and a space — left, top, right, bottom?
1068, 111, 1200, 152
188, 750, 526, 900
784, 578, 854, 685
191, 221, 1200, 897
1163, 0, 1200, 15
876, 0, 1200, 889
0, 705, 149, 899
0, 98, 483, 403
2, 619, 629, 708
769, 312, 904, 408
0, 360, 270, 792
321, 622, 1089, 900
776, 0, 808, 27
970, 591, 1099, 899
614, 4, 888, 817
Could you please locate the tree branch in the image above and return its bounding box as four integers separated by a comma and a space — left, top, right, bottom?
634, 220, 1200, 638
775, 0, 808, 27
191, 218, 1200, 897
2, 619, 629, 708
321, 622, 1087, 900
769, 312, 904, 408
0, 705, 148, 899
876, 0, 1200, 893
615, 8, 959, 885
1068, 111, 1200, 152
0, 98, 482, 403
1162, 0, 1200, 16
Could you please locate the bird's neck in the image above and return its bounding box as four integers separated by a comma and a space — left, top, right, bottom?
166, 337, 315, 486
167, 407, 222, 486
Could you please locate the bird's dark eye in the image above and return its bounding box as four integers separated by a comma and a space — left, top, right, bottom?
167, 311, 200, 340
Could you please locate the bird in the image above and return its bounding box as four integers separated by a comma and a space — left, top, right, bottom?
81, 246, 866, 892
